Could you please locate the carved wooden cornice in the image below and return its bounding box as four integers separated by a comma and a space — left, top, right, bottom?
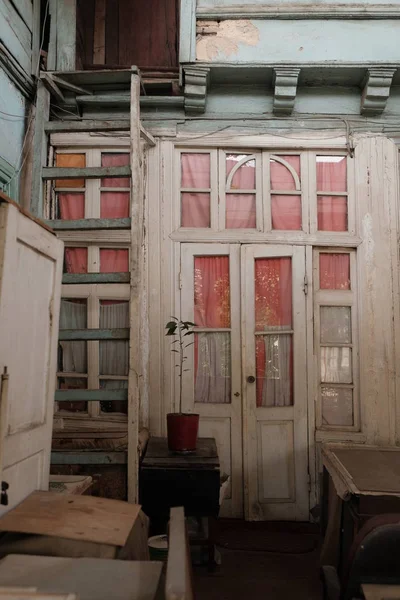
183, 66, 210, 114
361, 67, 396, 116
273, 67, 300, 115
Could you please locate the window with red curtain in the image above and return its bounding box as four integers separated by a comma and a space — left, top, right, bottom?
181, 153, 211, 228
194, 256, 231, 403
270, 155, 302, 230
101, 153, 130, 218
225, 155, 256, 229
317, 156, 347, 231
56, 153, 86, 220
255, 257, 293, 408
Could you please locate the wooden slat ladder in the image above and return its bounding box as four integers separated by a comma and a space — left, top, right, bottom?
30, 68, 146, 502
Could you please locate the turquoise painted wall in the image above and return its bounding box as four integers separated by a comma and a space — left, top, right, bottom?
197, 0, 394, 6
0, 68, 26, 191
196, 19, 400, 63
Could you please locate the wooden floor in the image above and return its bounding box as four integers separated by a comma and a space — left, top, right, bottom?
194, 521, 322, 600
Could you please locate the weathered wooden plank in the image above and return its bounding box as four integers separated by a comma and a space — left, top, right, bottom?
45, 120, 130, 132
31, 0, 40, 75
62, 272, 130, 284
105, 0, 119, 65
128, 71, 141, 504
58, 328, 130, 340
76, 0, 95, 70
49, 74, 93, 95
47, 0, 57, 70
46, 218, 131, 230
179, 0, 196, 63
42, 165, 131, 179
41, 72, 65, 103
0, 0, 31, 74
55, 389, 128, 402
140, 124, 156, 147
74, 91, 130, 106
10, 0, 33, 29
140, 96, 184, 107
30, 82, 49, 217
93, 0, 106, 64
56, 0, 76, 70
51, 451, 127, 464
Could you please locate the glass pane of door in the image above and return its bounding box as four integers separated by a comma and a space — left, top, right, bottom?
254, 257, 293, 407
194, 256, 231, 404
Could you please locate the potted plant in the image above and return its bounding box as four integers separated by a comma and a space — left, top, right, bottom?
165, 317, 199, 452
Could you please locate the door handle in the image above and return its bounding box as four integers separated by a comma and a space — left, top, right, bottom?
247, 375, 256, 383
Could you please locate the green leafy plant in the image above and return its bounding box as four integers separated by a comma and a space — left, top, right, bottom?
165, 317, 196, 414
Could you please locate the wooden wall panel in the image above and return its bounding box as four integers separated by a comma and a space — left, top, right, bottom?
105, 0, 119, 65
76, 0, 95, 69
76, 0, 178, 69
118, 0, 178, 68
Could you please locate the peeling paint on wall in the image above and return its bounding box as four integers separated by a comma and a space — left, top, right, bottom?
196, 19, 260, 61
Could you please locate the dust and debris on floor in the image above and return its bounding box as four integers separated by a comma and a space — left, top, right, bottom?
194, 520, 322, 600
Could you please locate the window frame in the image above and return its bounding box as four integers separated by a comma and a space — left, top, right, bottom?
47, 146, 131, 221
313, 248, 359, 432
57, 283, 130, 419
173, 147, 357, 246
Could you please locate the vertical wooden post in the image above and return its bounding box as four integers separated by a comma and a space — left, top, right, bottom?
128, 68, 142, 503
30, 82, 50, 218
57, 0, 77, 70
47, 0, 57, 71
32, 0, 41, 76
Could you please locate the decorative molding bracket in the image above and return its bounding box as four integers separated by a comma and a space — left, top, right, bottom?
184, 66, 210, 114
361, 68, 396, 116
273, 67, 300, 115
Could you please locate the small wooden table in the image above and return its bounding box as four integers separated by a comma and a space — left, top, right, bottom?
321, 444, 400, 574
140, 437, 220, 568
0, 555, 163, 600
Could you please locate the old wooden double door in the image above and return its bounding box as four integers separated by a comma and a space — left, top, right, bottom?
180, 243, 310, 521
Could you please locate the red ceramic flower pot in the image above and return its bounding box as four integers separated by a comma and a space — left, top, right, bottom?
167, 413, 199, 452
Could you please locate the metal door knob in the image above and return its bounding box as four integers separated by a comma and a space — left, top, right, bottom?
247, 375, 256, 383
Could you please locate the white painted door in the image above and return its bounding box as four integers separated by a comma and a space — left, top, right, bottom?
180, 243, 309, 520
242, 245, 309, 521
0, 202, 63, 514
180, 244, 243, 518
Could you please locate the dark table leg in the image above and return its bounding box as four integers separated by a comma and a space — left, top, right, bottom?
207, 516, 217, 572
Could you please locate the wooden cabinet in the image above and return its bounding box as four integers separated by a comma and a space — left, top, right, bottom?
0, 194, 63, 514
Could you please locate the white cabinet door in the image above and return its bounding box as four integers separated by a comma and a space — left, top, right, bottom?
242, 245, 309, 521
180, 244, 243, 517
0, 202, 63, 514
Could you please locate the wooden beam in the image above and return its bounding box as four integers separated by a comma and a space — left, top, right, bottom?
74, 92, 131, 106
50, 74, 93, 96
30, 82, 50, 217
51, 451, 127, 465
32, 0, 41, 75
41, 72, 65, 104
46, 218, 131, 230
47, 0, 57, 70
45, 120, 130, 133
93, 0, 106, 65
55, 389, 128, 402
42, 165, 131, 179
140, 124, 156, 147
59, 328, 130, 341
62, 273, 130, 284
